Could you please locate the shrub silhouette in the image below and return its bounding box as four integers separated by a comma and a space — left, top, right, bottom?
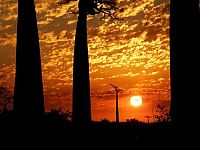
45, 108, 72, 123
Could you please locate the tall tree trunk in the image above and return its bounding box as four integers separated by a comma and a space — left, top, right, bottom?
14, 0, 45, 121
170, 0, 200, 129
72, 2, 91, 124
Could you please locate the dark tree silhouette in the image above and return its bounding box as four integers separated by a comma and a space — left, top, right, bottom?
0, 84, 12, 111
72, 4, 91, 124
13, 0, 45, 121
0, 69, 12, 111
170, 0, 200, 128
45, 108, 72, 122
58, 0, 120, 125
153, 103, 169, 122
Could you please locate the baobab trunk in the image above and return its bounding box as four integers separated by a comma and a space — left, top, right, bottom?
72, 1, 91, 124
170, 0, 199, 128
14, 0, 45, 121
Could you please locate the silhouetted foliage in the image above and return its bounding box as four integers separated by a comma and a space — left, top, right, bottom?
153, 103, 170, 122
0, 71, 12, 111
100, 118, 110, 123
0, 84, 12, 111
126, 118, 141, 123
45, 108, 72, 122
58, 0, 122, 19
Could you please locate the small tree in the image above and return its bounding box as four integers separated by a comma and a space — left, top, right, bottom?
0, 84, 12, 111
153, 102, 170, 122
0, 69, 12, 112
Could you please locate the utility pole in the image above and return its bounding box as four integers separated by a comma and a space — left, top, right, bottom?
109, 83, 121, 123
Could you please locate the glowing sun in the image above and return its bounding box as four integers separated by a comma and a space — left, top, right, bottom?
130, 96, 143, 107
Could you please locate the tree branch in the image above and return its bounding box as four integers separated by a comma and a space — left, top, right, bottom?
57, 0, 122, 20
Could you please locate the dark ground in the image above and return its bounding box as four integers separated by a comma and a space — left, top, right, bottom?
0, 110, 199, 149
1, 119, 198, 149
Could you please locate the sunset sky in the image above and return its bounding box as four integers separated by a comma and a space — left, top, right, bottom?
0, 0, 170, 122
